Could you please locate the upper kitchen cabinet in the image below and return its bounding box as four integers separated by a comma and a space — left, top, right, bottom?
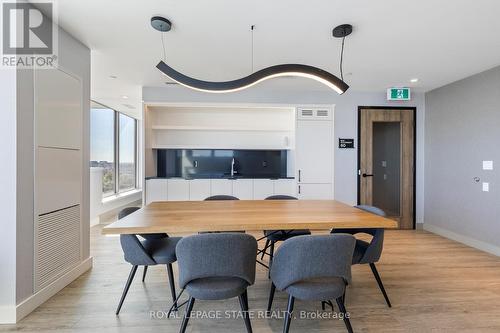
295, 107, 334, 199
144, 105, 295, 151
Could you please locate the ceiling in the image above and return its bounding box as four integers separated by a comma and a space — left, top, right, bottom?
54, 0, 500, 117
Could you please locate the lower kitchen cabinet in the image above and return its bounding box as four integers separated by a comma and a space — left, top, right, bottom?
210, 179, 233, 196
167, 179, 190, 201
146, 178, 308, 202
232, 179, 254, 199
273, 179, 297, 197
189, 179, 211, 201
253, 179, 274, 199
145, 179, 167, 205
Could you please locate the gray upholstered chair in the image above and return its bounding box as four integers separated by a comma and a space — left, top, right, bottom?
116, 208, 181, 315
204, 195, 240, 201
268, 234, 356, 333
331, 205, 391, 307
261, 195, 310, 277
175, 233, 257, 333
118, 207, 168, 281
203, 195, 244, 233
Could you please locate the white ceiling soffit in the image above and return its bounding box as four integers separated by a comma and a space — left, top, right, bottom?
54, 0, 500, 113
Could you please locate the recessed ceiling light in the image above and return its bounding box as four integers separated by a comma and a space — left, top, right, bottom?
410, 78, 419, 83
121, 95, 129, 99
109, 75, 118, 79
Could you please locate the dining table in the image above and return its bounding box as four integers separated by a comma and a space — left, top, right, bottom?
102, 199, 398, 235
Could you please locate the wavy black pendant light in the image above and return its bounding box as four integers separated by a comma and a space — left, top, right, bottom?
152, 16, 352, 94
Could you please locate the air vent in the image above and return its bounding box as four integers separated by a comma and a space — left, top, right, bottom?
301, 109, 314, 117
35, 205, 81, 291
297, 108, 332, 120
316, 109, 329, 117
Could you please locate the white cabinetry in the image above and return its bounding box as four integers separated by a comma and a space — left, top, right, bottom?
253, 179, 275, 199
232, 179, 254, 199
273, 179, 297, 197
295, 107, 334, 199
145, 179, 168, 204
210, 179, 233, 196
146, 178, 299, 202
297, 183, 333, 200
167, 179, 190, 201
189, 179, 211, 201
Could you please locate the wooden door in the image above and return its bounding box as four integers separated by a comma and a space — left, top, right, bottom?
359, 108, 415, 229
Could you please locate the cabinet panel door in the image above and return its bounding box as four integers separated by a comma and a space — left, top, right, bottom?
35, 69, 82, 150
210, 179, 233, 196
189, 179, 211, 201
273, 179, 297, 197
232, 179, 254, 200
253, 179, 274, 199
167, 179, 190, 201
297, 183, 333, 200
146, 179, 168, 205
296, 120, 333, 184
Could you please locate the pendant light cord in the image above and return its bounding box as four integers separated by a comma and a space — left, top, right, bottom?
251, 25, 255, 73
161, 32, 167, 61
340, 35, 345, 81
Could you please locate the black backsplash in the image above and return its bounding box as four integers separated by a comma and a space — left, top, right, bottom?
157, 149, 287, 178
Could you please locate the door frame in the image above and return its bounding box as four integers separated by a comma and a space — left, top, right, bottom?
357, 106, 417, 229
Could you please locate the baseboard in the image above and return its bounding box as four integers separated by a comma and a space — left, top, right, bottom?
424, 224, 500, 257
415, 223, 424, 231
15, 257, 93, 322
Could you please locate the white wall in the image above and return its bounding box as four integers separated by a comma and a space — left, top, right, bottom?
0, 67, 17, 323
143, 84, 425, 225
425, 65, 500, 255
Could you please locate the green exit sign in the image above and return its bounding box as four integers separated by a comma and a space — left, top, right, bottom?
387, 87, 411, 100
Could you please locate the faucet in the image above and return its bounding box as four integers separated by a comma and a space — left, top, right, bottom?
231, 157, 237, 177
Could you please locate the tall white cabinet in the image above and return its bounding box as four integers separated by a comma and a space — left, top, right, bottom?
295, 107, 334, 199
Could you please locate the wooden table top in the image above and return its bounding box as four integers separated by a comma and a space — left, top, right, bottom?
102, 200, 398, 235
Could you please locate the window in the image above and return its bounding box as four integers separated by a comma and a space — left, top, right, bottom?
90, 101, 137, 196
118, 113, 136, 191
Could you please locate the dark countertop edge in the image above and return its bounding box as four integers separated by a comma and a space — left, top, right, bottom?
145, 176, 295, 180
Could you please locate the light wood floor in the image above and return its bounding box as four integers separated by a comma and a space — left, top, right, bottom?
3, 224, 500, 332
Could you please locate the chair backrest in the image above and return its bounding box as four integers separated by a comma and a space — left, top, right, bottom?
176, 233, 257, 289
118, 206, 141, 220
338, 205, 385, 264
355, 205, 386, 217
270, 234, 355, 291
119, 234, 156, 266
265, 195, 298, 200
204, 195, 240, 201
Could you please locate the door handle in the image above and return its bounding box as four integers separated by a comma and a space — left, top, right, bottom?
298, 170, 301, 182
362, 173, 374, 178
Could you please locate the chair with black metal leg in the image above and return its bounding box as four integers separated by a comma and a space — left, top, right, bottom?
175, 233, 257, 333
267, 234, 356, 333
261, 195, 310, 277
118, 207, 169, 282
116, 232, 181, 315
331, 205, 392, 307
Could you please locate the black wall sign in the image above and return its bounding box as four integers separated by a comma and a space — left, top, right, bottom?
339, 138, 355, 149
